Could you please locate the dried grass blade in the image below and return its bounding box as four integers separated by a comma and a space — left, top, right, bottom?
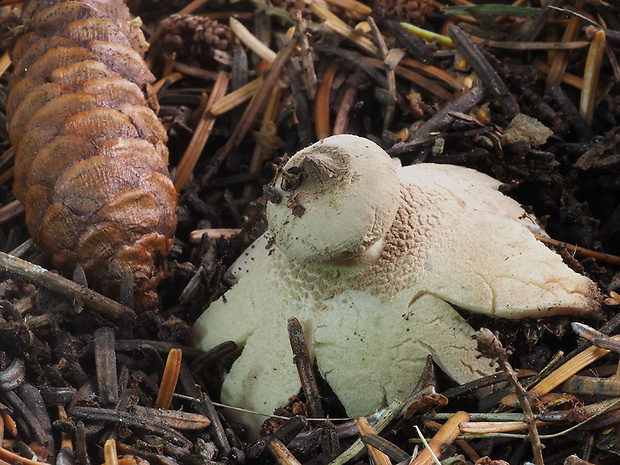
0, 52, 10, 77
325, 0, 371, 18
399, 57, 458, 87
459, 420, 552, 434
210, 77, 262, 116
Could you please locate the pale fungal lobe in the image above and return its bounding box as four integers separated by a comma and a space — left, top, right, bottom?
192, 135, 601, 437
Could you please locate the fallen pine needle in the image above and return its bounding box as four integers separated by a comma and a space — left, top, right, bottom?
155, 348, 183, 409
355, 417, 392, 465
104, 439, 118, 465
174, 71, 229, 191
230, 17, 277, 63
580, 29, 606, 124
411, 412, 469, 465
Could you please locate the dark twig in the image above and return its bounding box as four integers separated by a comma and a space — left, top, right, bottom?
295, 13, 318, 101
333, 72, 368, 135
247, 416, 308, 459
477, 328, 545, 465
441, 369, 537, 399
572, 322, 620, 354
0, 251, 135, 323
362, 433, 410, 463
177, 363, 232, 456
75, 421, 90, 465
287, 317, 324, 419
287, 59, 314, 147
392, 85, 486, 147
449, 26, 518, 118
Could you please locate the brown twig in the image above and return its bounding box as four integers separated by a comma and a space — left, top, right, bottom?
333, 75, 363, 135
535, 235, 620, 266
477, 328, 544, 465
367, 17, 397, 134
130, 406, 210, 430
295, 13, 318, 101
287, 317, 324, 419
0, 251, 135, 323
399, 85, 486, 144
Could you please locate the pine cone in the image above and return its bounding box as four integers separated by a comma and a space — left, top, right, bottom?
374, 0, 435, 25
160, 14, 238, 62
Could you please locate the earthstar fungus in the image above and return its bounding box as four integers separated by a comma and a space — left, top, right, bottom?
192, 135, 601, 437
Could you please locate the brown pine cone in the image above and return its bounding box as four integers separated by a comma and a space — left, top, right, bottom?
374, 0, 435, 25
8, 0, 177, 311
160, 14, 238, 62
